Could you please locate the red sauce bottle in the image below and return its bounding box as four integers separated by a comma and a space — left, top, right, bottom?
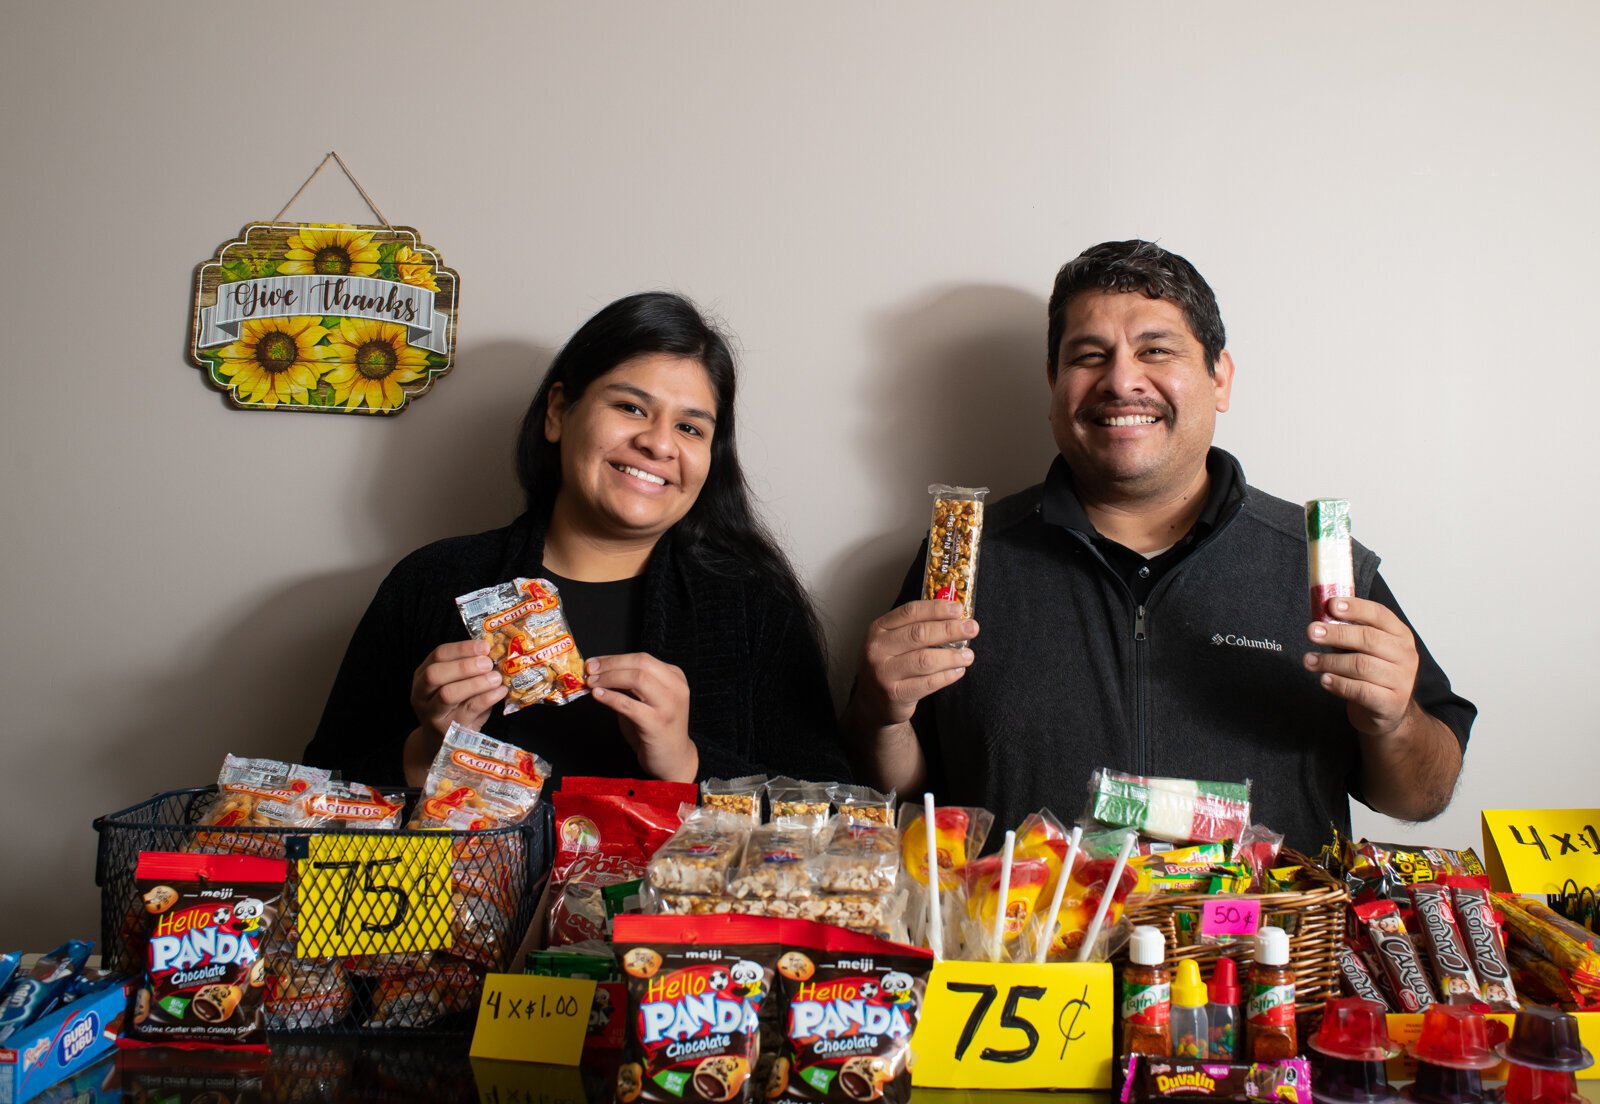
1246, 925, 1298, 1060
1122, 925, 1172, 1057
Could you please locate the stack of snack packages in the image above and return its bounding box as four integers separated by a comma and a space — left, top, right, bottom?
140, 723, 551, 1034
1493, 896, 1600, 1010
0, 942, 118, 1045
1325, 838, 1530, 1015
641, 778, 901, 939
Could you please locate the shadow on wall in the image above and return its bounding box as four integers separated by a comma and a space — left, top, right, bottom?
816, 284, 1059, 697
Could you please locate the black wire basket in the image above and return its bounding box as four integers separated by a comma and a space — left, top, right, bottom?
94, 787, 553, 1034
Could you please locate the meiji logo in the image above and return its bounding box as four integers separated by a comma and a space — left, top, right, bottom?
58, 1011, 99, 1065
1211, 632, 1283, 652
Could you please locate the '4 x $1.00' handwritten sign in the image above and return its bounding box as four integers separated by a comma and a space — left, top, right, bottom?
910, 960, 1113, 1090
1482, 809, 1600, 894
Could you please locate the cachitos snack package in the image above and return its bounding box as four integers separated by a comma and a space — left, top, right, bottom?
457, 577, 588, 711
121, 851, 287, 1051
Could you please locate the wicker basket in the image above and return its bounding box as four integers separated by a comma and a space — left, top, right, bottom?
1119, 847, 1349, 1014
93, 786, 553, 1034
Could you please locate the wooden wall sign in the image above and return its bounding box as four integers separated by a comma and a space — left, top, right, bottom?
190, 222, 459, 414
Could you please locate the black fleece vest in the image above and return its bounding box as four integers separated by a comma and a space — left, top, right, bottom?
915, 481, 1379, 854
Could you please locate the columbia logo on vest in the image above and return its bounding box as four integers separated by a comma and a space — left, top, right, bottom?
1211, 633, 1283, 652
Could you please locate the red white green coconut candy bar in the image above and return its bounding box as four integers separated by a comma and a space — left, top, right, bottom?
1089, 769, 1251, 844
1306, 498, 1354, 623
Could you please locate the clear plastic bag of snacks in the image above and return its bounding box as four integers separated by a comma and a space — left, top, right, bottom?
408, 723, 550, 830
456, 577, 588, 712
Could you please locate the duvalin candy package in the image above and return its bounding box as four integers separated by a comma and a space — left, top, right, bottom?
120, 851, 287, 1051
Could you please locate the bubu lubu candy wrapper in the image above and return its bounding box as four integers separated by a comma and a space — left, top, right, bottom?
613, 914, 780, 1104
768, 921, 933, 1104
120, 851, 286, 1051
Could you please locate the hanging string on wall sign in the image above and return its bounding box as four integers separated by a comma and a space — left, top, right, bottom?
274, 150, 393, 228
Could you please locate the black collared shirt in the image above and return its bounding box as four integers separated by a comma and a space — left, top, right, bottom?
1041, 450, 1243, 605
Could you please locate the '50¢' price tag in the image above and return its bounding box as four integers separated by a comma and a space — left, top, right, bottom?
294, 833, 454, 958
911, 961, 1113, 1090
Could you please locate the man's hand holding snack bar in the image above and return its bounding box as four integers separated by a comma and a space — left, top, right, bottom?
846, 485, 987, 794
844, 601, 977, 794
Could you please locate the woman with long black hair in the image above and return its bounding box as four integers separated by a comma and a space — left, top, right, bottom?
305, 292, 850, 786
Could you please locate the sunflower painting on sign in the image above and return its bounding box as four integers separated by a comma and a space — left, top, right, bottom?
190, 222, 459, 414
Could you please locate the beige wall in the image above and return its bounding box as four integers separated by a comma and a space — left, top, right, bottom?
3, 2, 1594, 946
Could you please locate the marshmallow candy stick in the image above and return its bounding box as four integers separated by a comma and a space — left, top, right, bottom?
1306, 498, 1354, 623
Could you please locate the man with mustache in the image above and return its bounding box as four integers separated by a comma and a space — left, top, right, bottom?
845, 240, 1473, 852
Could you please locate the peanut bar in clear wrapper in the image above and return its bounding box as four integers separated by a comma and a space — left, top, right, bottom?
922, 484, 988, 637
646, 808, 752, 895
1306, 497, 1355, 623
456, 577, 588, 711
828, 781, 896, 826
766, 776, 833, 826
700, 774, 766, 823
729, 821, 819, 899
814, 816, 899, 893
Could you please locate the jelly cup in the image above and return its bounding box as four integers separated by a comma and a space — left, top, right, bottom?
1501, 1063, 1583, 1104
1311, 998, 1403, 1062
1401, 1061, 1486, 1104
1407, 1005, 1501, 1071
1496, 1006, 1595, 1073
1312, 1055, 1398, 1104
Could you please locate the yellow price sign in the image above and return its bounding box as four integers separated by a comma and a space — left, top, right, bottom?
910, 960, 1113, 1090
294, 832, 454, 958
470, 973, 596, 1066
1482, 809, 1600, 893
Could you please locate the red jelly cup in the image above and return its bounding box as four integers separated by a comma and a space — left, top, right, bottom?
1502, 1063, 1583, 1104
1496, 1006, 1595, 1073
1406, 1005, 1501, 1071
1311, 998, 1402, 1062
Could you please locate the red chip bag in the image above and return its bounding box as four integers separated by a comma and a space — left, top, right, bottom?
548, 777, 697, 945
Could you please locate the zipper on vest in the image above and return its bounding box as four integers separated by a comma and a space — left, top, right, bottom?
1134, 604, 1148, 773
